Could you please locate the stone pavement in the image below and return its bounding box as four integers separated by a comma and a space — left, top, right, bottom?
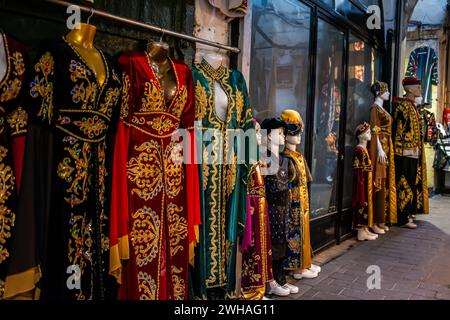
274, 195, 450, 300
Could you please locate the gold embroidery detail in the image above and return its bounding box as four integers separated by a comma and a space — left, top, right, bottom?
171, 266, 185, 300
99, 87, 120, 118
1, 78, 22, 102
121, 74, 130, 119
6, 106, 28, 136
127, 141, 163, 200
73, 115, 108, 139
195, 80, 207, 121
141, 80, 164, 112
167, 203, 187, 257
397, 175, 413, 212
131, 206, 160, 267
0, 146, 15, 264
11, 52, 25, 76
58, 137, 91, 207
69, 60, 98, 110
30, 52, 54, 123
172, 86, 187, 118
148, 115, 177, 135
164, 141, 184, 198
138, 271, 157, 300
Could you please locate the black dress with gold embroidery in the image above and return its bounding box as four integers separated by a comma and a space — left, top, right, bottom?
0, 31, 28, 298
8, 38, 121, 300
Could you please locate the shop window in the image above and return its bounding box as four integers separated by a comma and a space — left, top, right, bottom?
342, 34, 380, 209
310, 19, 344, 218
250, 0, 311, 152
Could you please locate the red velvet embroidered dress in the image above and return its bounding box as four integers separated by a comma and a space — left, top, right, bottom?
110, 51, 200, 300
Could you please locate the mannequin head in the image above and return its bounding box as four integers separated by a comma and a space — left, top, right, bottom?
252, 119, 262, 145
280, 109, 304, 148
261, 117, 286, 147
371, 81, 390, 100
414, 96, 423, 106
402, 77, 422, 98
356, 122, 371, 144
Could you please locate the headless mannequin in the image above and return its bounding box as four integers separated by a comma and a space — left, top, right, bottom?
65, 22, 106, 86
0, 34, 7, 82
202, 52, 228, 121
372, 91, 391, 233
147, 41, 177, 105
356, 129, 378, 241
284, 133, 322, 277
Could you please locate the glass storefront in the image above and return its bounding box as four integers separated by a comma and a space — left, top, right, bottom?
310, 20, 344, 219
249, 0, 384, 251
250, 0, 311, 152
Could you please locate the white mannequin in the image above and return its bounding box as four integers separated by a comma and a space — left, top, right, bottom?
0, 34, 7, 83
356, 128, 378, 241
284, 132, 322, 278
372, 91, 391, 234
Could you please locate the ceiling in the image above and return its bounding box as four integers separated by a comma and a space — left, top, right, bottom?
409, 0, 448, 27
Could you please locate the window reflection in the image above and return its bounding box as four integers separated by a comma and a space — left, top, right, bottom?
310, 20, 344, 218
250, 0, 311, 152
342, 34, 380, 209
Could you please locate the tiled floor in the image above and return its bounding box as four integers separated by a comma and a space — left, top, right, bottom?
271, 195, 450, 300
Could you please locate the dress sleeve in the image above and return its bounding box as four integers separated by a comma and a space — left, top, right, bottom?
109, 54, 132, 284
180, 66, 201, 267
4, 48, 56, 299
352, 150, 366, 207
369, 107, 382, 191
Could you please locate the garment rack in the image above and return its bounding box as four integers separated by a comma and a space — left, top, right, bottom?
46, 0, 241, 53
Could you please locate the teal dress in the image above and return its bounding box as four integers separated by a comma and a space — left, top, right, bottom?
192, 59, 255, 298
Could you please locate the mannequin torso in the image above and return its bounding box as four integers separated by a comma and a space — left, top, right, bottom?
147, 42, 177, 105
203, 53, 228, 121
65, 23, 106, 86
0, 34, 7, 83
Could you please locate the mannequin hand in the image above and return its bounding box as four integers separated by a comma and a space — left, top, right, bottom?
378, 148, 387, 164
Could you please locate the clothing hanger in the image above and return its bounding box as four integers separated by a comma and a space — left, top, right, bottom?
86, 8, 95, 25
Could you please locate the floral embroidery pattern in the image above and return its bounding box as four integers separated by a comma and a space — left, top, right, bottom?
6, 106, 28, 136
138, 271, 157, 300
127, 141, 163, 201
0, 145, 15, 264
167, 203, 187, 257
11, 52, 25, 76
57, 137, 91, 207
147, 115, 177, 136
121, 74, 130, 119
141, 80, 164, 112
69, 60, 98, 109
172, 86, 187, 118
131, 206, 160, 267
397, 175, 413, 212
99, 87, 120, 118
73, 115, 108, 139
171, 266, 185, 300
30, 52, 54, 123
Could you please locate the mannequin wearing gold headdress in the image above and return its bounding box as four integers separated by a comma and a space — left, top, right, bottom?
280, 109, 321, 281
368, 81, 397, 235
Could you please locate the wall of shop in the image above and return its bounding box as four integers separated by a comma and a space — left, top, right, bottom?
0, 0, 195, 64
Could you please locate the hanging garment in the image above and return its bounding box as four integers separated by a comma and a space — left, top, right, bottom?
5, 37, 122, 300
416, 107, 431, 215
0, 31, 28, 299
392, 97, 422, 225
240, 161, 273, 300
110, 51, 200, 300
406, 47, 439, 104
352, 146, 373, 228
192, 58, 255, 299
281, 148, 312, 271
368, 105, 397, 225
265, 156, 289, 286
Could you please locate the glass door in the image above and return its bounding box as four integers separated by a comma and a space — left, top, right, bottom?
310, 19, 345, 221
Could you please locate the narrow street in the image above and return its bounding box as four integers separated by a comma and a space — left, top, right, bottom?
277, 195, 450, 300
